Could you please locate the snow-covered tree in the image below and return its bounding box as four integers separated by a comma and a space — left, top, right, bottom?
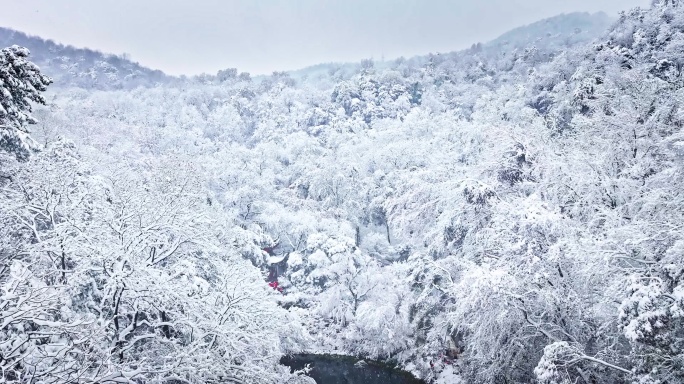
0, 45, 52, 159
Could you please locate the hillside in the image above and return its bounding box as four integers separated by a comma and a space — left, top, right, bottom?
0, 27, 170, 89
286, 11, 614, 85
486, 11, 614, 50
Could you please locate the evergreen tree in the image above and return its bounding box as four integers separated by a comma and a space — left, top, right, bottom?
0, 45, 52, 159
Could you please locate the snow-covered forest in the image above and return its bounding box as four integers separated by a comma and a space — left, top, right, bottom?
2, 1, 684, 383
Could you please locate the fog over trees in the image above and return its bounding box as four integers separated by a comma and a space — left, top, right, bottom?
2, 1, 684, 383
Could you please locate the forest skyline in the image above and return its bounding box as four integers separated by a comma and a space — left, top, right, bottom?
0, 0, 649, 75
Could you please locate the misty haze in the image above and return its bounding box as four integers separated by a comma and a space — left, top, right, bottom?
2, 1, 683, 383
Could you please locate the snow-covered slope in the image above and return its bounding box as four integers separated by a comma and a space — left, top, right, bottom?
0, 27, 170, 89
486, 11, 614, 51
288, 11, 615, 84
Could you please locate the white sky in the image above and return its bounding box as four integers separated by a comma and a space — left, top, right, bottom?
0, 0, 651, 76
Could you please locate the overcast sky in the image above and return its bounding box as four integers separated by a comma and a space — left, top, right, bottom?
1, 0, 650, 76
